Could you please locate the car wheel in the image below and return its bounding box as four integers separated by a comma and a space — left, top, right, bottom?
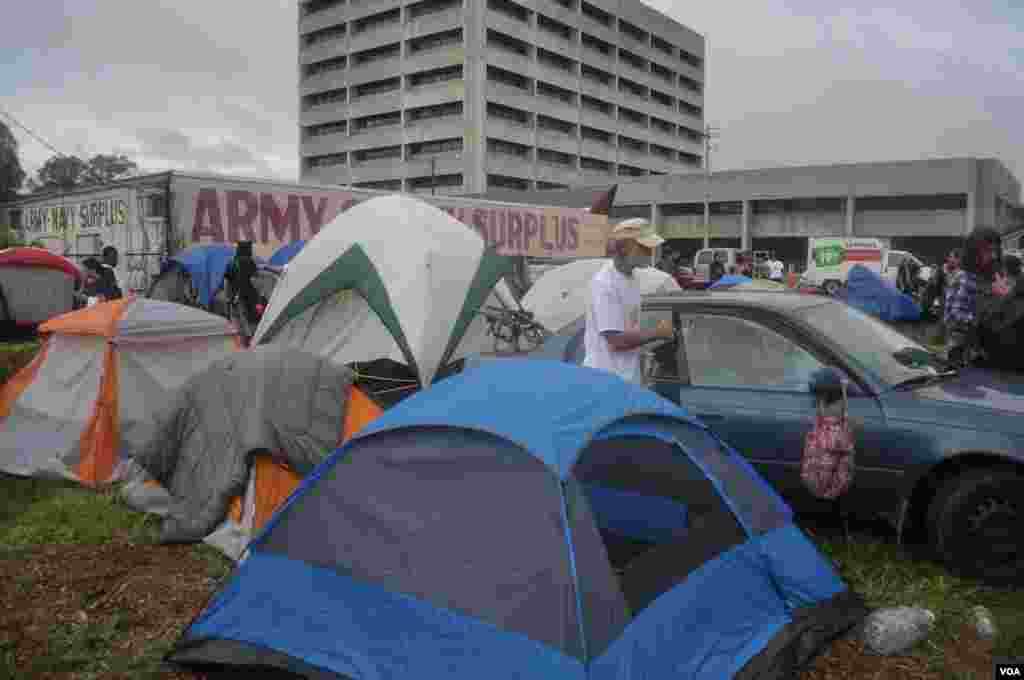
926, 467, 1024, 583
823, 280, 842, 296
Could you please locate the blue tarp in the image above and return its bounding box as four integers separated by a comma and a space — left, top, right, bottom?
709, 274, 753, 289
170, 244, 265, 308
841, 264, 921, 322
269, 240, 306, 267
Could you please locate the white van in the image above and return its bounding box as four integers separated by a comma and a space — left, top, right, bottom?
804, 238, 929, 293
804, 238, 884, 294
693, 248, 754, 279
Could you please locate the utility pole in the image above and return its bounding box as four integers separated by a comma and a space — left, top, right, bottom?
701, 124, 720, 250
430, 158, 437, 196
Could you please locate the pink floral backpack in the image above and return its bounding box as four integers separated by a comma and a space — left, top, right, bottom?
801, 382, 856, 500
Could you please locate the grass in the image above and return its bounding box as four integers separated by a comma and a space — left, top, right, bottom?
0, 339, 39, 384
812, 530, 1024, 668
0, 477, 158, 547
0, 475, 1020, 678
17, 613, 178, 680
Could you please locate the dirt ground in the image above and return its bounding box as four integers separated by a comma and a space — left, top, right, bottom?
801, 627, 995, 680
0, 538, 219, 679
0, 538, 1001, 679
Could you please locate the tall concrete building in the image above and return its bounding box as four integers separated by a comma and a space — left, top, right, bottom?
298, 0, 705, 195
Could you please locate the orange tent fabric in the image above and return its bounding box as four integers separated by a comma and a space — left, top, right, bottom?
77, 343, 120, 485
40, 297, 132, 338
227, 385, 384, 530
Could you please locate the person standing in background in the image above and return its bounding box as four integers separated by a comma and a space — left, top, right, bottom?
1002, 252, 1021, 292
945, 228, 1010, 365
101, 246, 124, 298
584, 219, 674, 383
769, 253, 785, 282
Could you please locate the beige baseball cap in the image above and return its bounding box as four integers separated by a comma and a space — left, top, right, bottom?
610, 218, 665, 249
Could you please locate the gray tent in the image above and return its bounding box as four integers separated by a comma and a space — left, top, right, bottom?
122, 345, 359, 559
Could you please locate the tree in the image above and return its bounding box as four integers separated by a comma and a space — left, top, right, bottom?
83, 153, 138, 185
28, 153, 138, 193
0, 121, 26, 204
0, 224, 23, 249
28, 155, 89, 193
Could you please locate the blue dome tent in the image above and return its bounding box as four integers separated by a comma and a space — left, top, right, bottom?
168, 360, 866, 679
148, 244, 271, 311
709, 274, 754, 289
840, 264, 921, 322
269, 239, 306, 267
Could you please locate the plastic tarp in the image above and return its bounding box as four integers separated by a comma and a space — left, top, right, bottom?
170, 244, 268, 308
269, 240, 306, 267
124, 346, 354, 544
709, 274, 754, 289
841, 264, 921, 322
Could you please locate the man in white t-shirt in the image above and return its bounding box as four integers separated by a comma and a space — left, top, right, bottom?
583, 218, 675, 383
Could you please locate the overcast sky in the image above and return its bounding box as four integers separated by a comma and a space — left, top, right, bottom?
2, 1, 1022, 185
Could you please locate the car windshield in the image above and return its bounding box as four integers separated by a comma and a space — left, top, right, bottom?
797, 302, 952, 386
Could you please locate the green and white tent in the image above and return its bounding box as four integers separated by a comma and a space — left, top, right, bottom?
251, 194, 515, 388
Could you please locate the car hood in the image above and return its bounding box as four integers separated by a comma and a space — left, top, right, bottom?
909, 368, 1024, 416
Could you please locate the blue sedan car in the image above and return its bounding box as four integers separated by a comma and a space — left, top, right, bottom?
532, 290, 1024, 582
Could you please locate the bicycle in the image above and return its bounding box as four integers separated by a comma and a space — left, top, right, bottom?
480, 305, 547, 354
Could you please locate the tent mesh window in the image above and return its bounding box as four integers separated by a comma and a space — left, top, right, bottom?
569, 434, 748, 630
614, 416, 792, 536
258, 427, 597, 661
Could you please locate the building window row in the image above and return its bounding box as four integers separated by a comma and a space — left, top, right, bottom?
305, 120, 348, 138
486, 29, 703, 102
352, 7, 400, 35
302, 0, 459, 34
354, 76, 401, 98
307, 138, 463, 170
302, 0, 343, 17
308, 101, 463, 133
303, 65, 462, 110
303, 22, 347, 48
352, 41, 401, 66
304, 27, 462, 80
484, 126, 703, 168
409, 0, 461, 21
485, 70, 703, 137
482, 0, 704, 70
304, 55, 347, 78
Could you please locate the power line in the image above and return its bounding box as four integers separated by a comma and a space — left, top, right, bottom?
0, 106, 67, 158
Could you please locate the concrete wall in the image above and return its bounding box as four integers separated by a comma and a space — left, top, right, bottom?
616, 158, 980, 205
855, 209, 966, 238
604, 158, 1020, 242
752, 210, 845, 237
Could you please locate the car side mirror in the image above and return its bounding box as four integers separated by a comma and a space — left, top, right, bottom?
809, 367, 846, 399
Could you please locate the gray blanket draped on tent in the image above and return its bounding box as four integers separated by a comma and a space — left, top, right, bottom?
123, 346, 353, 544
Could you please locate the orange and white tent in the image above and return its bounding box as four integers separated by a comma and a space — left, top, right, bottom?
0, 298, 240, 485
